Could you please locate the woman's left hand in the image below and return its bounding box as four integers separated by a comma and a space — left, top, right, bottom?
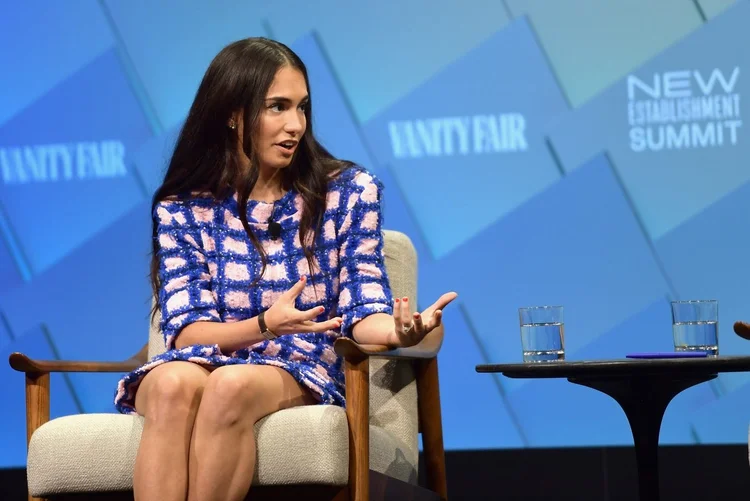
393, 292, 458, 347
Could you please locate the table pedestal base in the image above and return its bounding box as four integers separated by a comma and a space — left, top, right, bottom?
569, 373, 717, 501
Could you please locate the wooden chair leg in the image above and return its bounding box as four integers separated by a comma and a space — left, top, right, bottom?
26, 371, 50, 501
344, 355, 370, 501
416, 358, 447, 499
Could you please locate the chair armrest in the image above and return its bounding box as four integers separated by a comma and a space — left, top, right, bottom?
337, 323, 449, 499
734, 321, 750, 340
334, 324, 444, 361
9, 343, 148, 374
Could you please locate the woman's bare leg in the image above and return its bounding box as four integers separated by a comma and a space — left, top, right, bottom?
186, 365, 317, 501
133, 361, 211, 501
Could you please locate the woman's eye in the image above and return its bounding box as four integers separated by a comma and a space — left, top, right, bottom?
270, 103, 283, 112
299, 102, 308, 112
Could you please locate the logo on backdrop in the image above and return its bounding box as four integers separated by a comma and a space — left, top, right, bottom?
627, 67, 742, 152
388, 113, 528, 159
0, 140, 127, 184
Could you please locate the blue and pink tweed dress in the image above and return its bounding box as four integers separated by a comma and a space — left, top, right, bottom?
114, 167, 393, 414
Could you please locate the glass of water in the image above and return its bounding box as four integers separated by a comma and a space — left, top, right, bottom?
519, 306, 565, 363
671, 300, 719, 356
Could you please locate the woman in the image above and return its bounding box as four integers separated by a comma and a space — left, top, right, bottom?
114, 37, 457, 501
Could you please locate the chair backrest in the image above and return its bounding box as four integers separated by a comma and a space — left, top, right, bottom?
147, 230, 419, 455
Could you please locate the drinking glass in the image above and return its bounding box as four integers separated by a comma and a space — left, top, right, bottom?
519, 306, 565, 363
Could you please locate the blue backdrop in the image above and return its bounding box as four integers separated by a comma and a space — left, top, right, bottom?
0, 0, 748, 466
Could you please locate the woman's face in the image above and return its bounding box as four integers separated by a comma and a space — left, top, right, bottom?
253, 65, 309, 172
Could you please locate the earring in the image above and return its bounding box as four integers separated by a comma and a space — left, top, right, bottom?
228, 121, 237, 130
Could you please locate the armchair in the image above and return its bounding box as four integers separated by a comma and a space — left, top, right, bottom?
9, 230, 448, 501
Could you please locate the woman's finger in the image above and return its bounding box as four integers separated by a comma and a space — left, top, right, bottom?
281, 276, 308, 302
393, 297, 403, 333
300, 317, 343, 333
401, 297, 412, 328
430, 292, 457, 313
430, 309, 443, 330
298, 305, 326, 321
413, 312, 424, 333
320, 318, 343, 332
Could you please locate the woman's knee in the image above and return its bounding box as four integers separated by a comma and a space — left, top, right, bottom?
199, 366, 264, 426
137, 362, 209, 420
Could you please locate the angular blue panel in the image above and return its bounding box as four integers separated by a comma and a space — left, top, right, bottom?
655, 178, 750, 394
104, 0, 268, 129
691, 378, 750, 444
363, 17, 568, 259
0, 326, 80, 467
510, 378, 631, 447
265, 0, 512, 123
0, 216, 24, 293
505, 0, 702, 109
438, 311, 524, 449
0, 307, 13, 353
290, 32, 377, 172
0, 202, 153, 412
548, 1, 750, 240
443, 154, 671, 392
132, 122, 182, 197
0, 1, 114, 126
0, 49, 151, 275
376, 165, 435, 272
698, 0, 740, 18
574, 297, 678, 360
506, 298, 716, 446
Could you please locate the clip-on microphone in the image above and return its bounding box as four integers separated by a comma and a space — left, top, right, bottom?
268, 218, 282, 239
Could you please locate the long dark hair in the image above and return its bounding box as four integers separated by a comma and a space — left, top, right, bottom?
149, 37, 351, 316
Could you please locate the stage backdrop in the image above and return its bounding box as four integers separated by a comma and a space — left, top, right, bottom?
0, 0, 748, 466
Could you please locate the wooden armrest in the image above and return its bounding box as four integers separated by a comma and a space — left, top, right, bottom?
339, 323, 448, 500
334, 324, 444, 361
734, 321, 750, 340
9, 343, 148, 374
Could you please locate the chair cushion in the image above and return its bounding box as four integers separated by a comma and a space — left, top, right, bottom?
27, 407, 417, 496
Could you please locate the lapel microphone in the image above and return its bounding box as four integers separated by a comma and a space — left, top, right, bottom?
268, 218, 282, 239
267, 197, 283, 239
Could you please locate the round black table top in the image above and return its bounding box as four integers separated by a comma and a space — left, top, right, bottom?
476, 355, 750, 379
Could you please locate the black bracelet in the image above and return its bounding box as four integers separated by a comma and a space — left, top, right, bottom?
258, 311, 278, 340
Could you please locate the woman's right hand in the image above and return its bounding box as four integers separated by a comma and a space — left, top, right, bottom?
263, 276, 342, 335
